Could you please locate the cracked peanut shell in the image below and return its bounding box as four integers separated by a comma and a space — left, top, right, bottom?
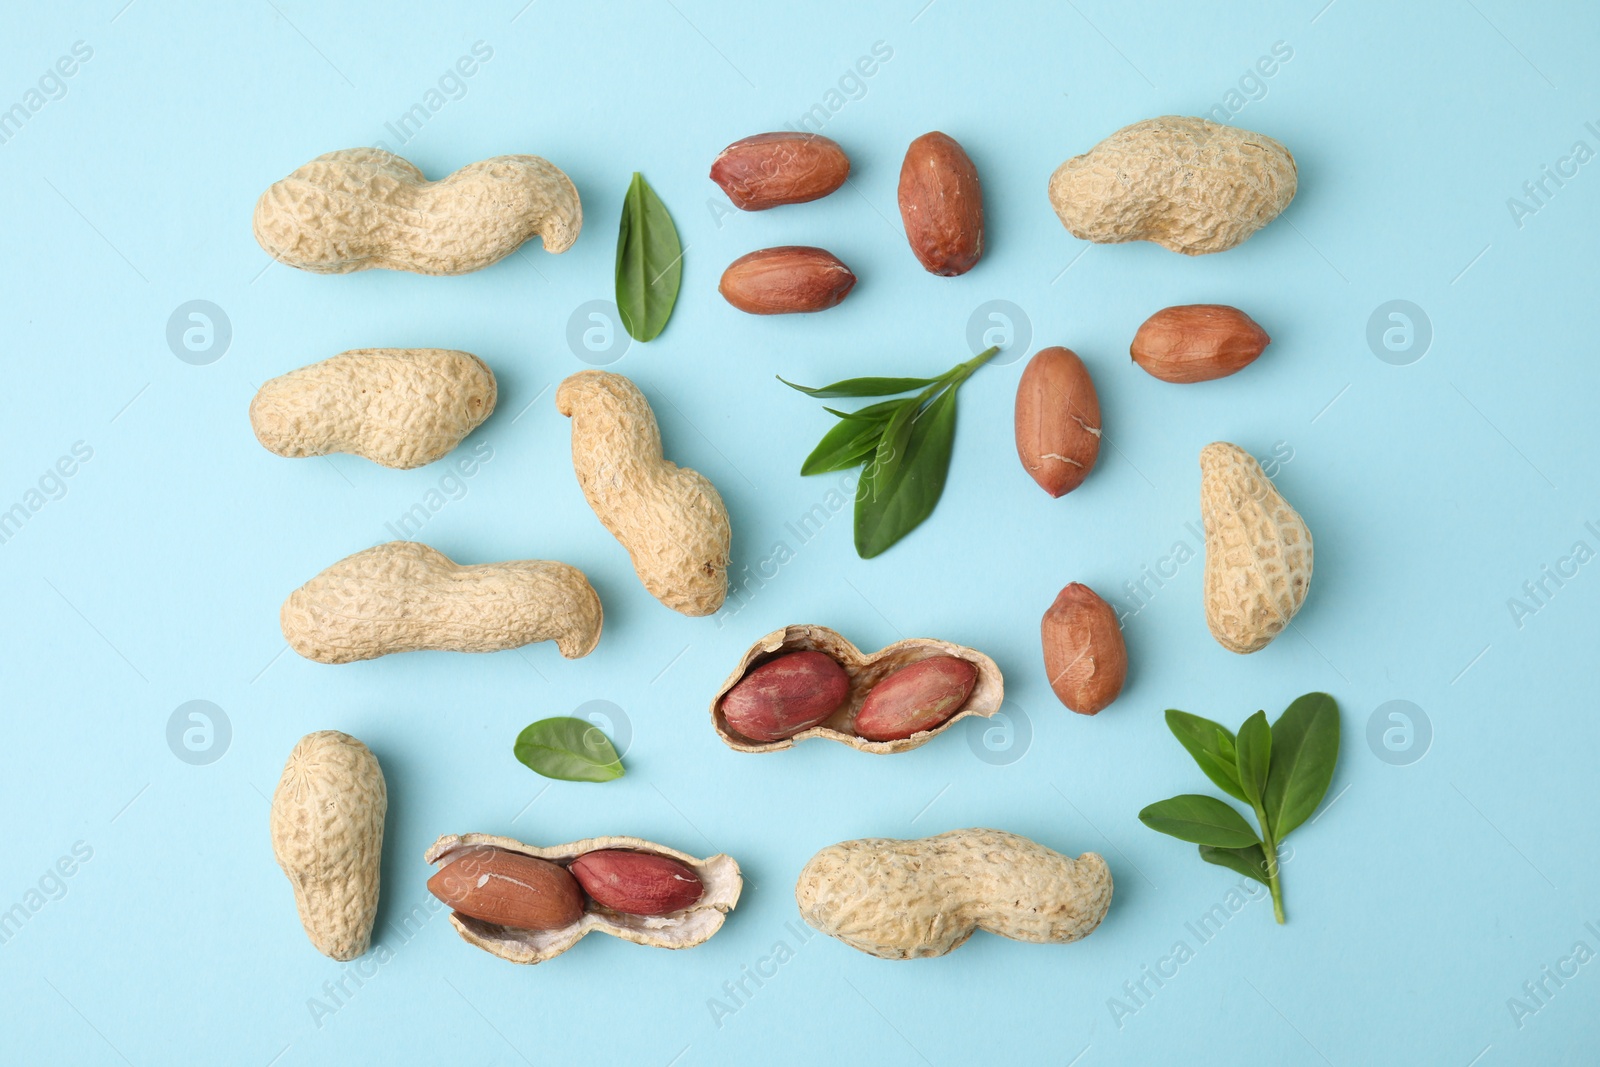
711, 625, 1002, 753
281, 541, 602, 663
271, 731, 386, 961
250, 348, 495, 469
1048, 116, 1296, 255
557, 371, 731, 616
425, 833, 741, 964
795, 829, 1112, 959
253, 148, 581, 274
1200, 442, 1313, 652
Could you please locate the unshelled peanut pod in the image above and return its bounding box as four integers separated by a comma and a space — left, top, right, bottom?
270, 731, 386, 961
796, 828, 1112, 959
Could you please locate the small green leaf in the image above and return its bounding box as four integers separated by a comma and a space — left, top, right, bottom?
1198, 843, 1272, 886
1263, 692, 1341, 840
615, 173, 682, 342
854, 384, 958, 558
801, 417, 885, 476
778, 375, 941, 399
1138, 794, 1261, 848
1235, 710, 1272, 808
1165, 710, 1249, 803
514, 717, 624, 782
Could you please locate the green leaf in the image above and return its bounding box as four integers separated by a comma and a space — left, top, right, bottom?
514, 717, 624, 782
1165, 710, 1249, 803
1199, 843, 1272, 887
615, 172, 681, 342
854, 384, 958, 558
1263, 692, 1341, 840
1235, 711, 1272, 809
823, 399, 905, 422
801, 417, 885, 476
778, 375, 941, 399
1138, 794, 1261, 848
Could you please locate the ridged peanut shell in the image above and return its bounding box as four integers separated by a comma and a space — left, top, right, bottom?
425, 833, 741, 964
250, 348, 495, 469
1200, 442, 1313, 652
711, 625, 1002, 753
254, 148, 581, 274
557, 371, 731, 616
281, 541, 603, 663
1048, 116, 1296, 255
795, 828, 1112, 959
270, 731, 386, 961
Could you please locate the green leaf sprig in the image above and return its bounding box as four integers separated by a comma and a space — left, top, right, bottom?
1139, 693, 1341, 924
514, 717, 624, 782
615, 172, 682, 342
782, 345, 998, 558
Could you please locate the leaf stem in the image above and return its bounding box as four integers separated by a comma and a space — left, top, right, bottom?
1252, 801, 1286, 924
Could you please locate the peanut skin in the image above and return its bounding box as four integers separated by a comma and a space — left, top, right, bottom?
719, 246, 857, 314
853, 656, 977, 742
1014, 347, 1103, 497
254, 148, 581, 274
710, 132, 850, 210
569, 850, 705, 916
898, 132, 984, 276
427, 846, 584, 931
720, 650, 850, 742
1041, 583, 1127, 715
1130, 305, 1270, 383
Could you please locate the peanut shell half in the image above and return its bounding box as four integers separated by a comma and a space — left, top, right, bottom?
423, 833, 741, 965
710, 624, 1002, 753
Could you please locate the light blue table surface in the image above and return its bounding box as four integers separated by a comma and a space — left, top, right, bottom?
3, 2, 1598, 1064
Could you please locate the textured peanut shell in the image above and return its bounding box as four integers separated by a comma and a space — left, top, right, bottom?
1200, 442, 1313, 652
250, 349, 495, 469
1048, 116, 1296, 255
425, 833, 741, 964
281, 541, 602, 663
270, 731, 386, 961
253, 148, 581, 274
795, 829, 1111, 960
557, 371, 731, 616
711, 625, 1002, 753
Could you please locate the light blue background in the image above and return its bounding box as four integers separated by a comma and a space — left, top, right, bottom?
3, 1, 1597, 1063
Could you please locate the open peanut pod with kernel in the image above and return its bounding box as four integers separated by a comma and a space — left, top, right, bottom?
710, 624, 1003, 753
424, 833, 741, 964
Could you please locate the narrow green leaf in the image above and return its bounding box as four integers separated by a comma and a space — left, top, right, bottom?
1235, 710, 1272, 808
514, 717, 624, 782
614, 173, 681, 342
823, 399, 905, 422
1138, 794, 1261, 848
1165, 710, 1249, 803
1198, 843, 1272, 887
778, 374, 941, 399
1263, 692, 1341, 840
854, 384, 958, 558
801, 417, 885, 476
